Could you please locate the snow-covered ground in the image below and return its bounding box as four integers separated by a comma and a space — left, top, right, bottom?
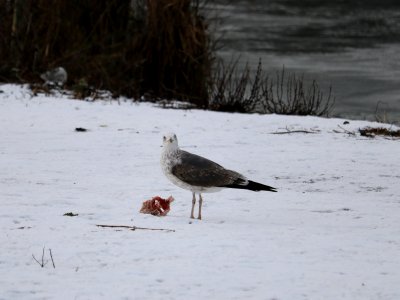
1, 84, 399, 300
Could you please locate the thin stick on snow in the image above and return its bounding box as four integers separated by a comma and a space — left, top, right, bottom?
32, 247, 48, 268
336, 125, 356, 135
96, 224, 175, 233
49, 249, 55, 269
271, 127, 320, 134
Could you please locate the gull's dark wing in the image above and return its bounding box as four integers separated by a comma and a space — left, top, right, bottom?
171, 150, 246, 188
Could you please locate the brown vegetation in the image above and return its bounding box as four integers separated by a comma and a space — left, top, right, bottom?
209, 59, 335, 116
0, 0, 335, 116
359, 127, 400, 138
0, 0, 213, 103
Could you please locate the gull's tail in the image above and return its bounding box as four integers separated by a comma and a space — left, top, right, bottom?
224, 180, 277, 192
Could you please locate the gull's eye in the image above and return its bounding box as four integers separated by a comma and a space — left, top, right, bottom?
163, 136, 166, 141
174, 134, 177, 139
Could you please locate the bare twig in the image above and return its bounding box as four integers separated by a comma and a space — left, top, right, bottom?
336, 125, 356, 135
32, 247, 48, 268
271, 127, 320, 134
49, 249, 56, 269
32, 254, 43, 267
96, 224, 175, 233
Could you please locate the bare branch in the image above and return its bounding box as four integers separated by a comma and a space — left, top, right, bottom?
336, 125, 356, 135
209, 59, 335, 116
96, 224, 175, 233
32, 254, 43, 267
32, 246, 49, 268
49, 249, 55, 269
271, 127, 320, 134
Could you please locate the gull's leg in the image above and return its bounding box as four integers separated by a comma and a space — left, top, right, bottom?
190, 192, 196, 219
198, 194, 203, 220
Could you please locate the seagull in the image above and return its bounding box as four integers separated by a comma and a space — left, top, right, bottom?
160, 133, 277, 220
40, 66, 68, 86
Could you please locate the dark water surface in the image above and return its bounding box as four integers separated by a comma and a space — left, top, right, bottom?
207, 0, 400, 121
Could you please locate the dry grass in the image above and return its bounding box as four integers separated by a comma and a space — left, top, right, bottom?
134, 0, 213, 106
0, 0, 213, 102
208, 58, 256, 113
1, 0, 336, 117
359, 127, 400, 138
208, 58, 335, 116
261, 67, 334, 116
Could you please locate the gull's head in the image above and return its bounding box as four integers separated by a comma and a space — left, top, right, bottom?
162, 133, 179, 151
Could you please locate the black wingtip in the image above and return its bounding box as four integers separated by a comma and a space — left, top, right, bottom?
223, 180, 277, 192
246, 180, 277, 192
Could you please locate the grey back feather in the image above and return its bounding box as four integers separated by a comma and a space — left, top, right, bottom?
171, 150, 246, 187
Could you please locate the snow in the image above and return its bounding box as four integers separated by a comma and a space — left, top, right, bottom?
1, 84, 399, 300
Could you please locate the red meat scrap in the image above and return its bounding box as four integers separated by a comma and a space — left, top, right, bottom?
140, 196, 174, 216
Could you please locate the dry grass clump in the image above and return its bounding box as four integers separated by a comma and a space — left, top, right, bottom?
208, 59, 257, 113
0, 0, 213, 103
135, 0, 213, 106
209, 59, 335, 116
359, 127, 400, 138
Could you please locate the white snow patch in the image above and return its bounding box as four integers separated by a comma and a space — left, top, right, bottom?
1, 84, 399, 300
